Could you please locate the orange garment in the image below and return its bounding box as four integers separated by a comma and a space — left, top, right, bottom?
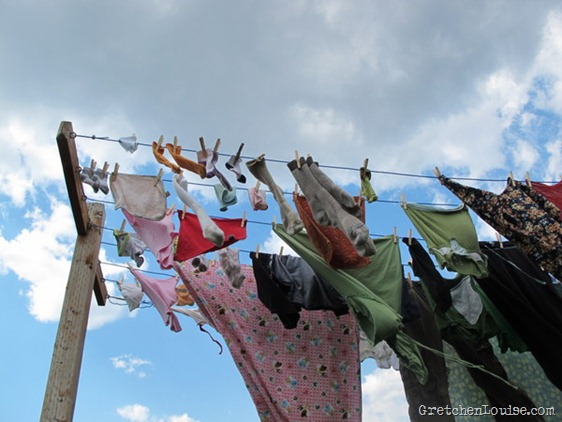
166, 143, 207, 179
293, 193, 371, 269
152, 141, 181, 174
175, 283, 195, 306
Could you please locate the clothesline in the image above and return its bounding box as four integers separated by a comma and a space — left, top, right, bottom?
73, 132, 560, 184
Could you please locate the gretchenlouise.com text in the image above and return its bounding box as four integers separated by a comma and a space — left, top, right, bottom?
418, 404, 556, 417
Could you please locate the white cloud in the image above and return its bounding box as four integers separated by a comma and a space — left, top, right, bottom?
362, 368, 409, 422
545, 139, 562, 181
110, 354, 153, 378
116, 404, 200, 422
263, 228, 297, 256
117, 404, 150, 422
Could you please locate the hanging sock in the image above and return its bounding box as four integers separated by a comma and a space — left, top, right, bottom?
165, 143, 207, 179
172, 173, 225, 247
113, 229, 147, 267
218, 248, 246, 288
191, 254, 210, 272
152, 140, 181, 174
80, 167, 109, 195
197, 148, 233, 191
214, 184, 238, 211
175, 282, 195, 306
288, 157, 375, 257
360, 167, 378, 203
116, 276, 144, 312
248, 186, 268, 211
118, 135, 138, 154
246, 154, 303, 235
225, 155, 247, 183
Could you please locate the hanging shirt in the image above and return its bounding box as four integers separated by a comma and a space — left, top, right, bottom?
110, 172, 167, 221
439, 175, 562, 281
129, 267, 182, 332
403, 202, 488, 277
174, 211, 247, 262
122, 208, 178, 270
174, 260, 362, 421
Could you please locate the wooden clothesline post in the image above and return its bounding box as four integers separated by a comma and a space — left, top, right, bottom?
40, 121, 107, 422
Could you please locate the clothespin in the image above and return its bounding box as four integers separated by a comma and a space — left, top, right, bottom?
241, 211, 246, 227
234, 143, 245, 162
255, 244, 260, 258
89, 159, 97, 177
157, 135, 164, 148
117, 274, 124, 286
213, 138, 221, 152
255, 180, 261, 191
199, 137, 207, 158
400, 193, 407, 209
360, 158, 369, 179
168, 203, 177, 214
433, 166, 441, 177
295, 150, 301, 168
113, 162, 120, 176
120, 219, 127, 232
393, 227, 398, 244
173, 136, 179, 148
294, 183, 299, 195
495, 232, 504, 248
525, 171, 531, 187
272, 215, 277, 227
182, 204, 188, 219
408, 229, 413, 246
100, 161, 109, 178
508, 171, 515, 186
406, 272, 413, 289
154, 168, 164, 186
279, 246, 284, 256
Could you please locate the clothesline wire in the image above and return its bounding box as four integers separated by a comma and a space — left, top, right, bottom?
73, 132, 559, 184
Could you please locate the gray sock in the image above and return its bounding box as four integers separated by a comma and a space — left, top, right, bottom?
288, 157, 376, 257
246, 155, 303, 235
306, 156, 361, 218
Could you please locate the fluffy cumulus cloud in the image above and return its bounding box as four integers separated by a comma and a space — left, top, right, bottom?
362, 368, 409, 422
116, 403, 200, 422
110, 354, 153, 378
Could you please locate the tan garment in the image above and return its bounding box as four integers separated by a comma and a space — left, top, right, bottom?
166, 143, 207, 179
175, 283, 195, 306
110, 173, 167, 220
152, 141, 181, 174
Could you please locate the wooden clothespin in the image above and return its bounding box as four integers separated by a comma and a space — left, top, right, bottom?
154, 168, 164, 186
295, 150, 301, 168
100, 161, 109, 178
525, 171, 531, 187
255, 180, 261, 191
117, 274, 125, 285
213, 138, 221, 153
182, 204, 188, 219
234, 143, 245, 162
433, 166, 441, 177
495, 232, 504, 248
173, 136, 179, 148
279, 246, 284, 256
272, 215, 277, 227
112, 162, 120, 177
120, 219, 127, 232
255, 244, 260, 258
400, 193, 407, 209
406, 272, 413, 289
89, 159, 97, 177
508, 171, 515, 186
157, 135, 164, 148
168, 203, 177, 214
360, 158, 369, 179
241, 211, 246, 227
408, 228, 413, 246
393, 227, 398, 244
199, 137, 207, 158
294, 183, 299, 195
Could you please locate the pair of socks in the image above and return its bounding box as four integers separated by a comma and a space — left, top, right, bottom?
214, 184, 238, 211
80, 167, 109, 195
191, 254, 210, 272
288, 157, 376, 257
246, 155, 303, 235
218, 248, 245, 288
152, 141, 181, 174
197, 148, 233, 191
173, 173, 225, 247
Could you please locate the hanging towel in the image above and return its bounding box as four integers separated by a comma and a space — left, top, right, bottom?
110, 172, 167, 221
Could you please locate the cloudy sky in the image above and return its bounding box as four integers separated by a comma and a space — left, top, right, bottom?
1, 1, 562, 421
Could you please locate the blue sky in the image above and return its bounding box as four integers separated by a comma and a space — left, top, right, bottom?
1, 1, 562, 421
